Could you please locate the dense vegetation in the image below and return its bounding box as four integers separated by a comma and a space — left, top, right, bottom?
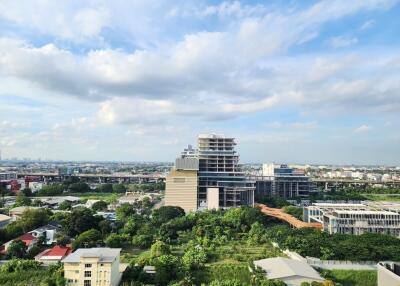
0, 260, 64, 286
0, 208, 50, 245
319, 270, 377, 286
1, 191, 394, 286
265, 225, 400, 261
120, 206, 292, 286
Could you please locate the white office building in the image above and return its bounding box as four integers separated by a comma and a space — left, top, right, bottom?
304, 202, 400, 237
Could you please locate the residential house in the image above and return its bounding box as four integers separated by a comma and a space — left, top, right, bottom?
35, 245, 72, 265
29, 222, 61, 245
1, 233, 37, 254
253, 257, 325, 286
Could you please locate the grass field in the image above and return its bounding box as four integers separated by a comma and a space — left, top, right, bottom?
193, 264, 252, 284
67, 192, 122, 202
320, 269, 377, 286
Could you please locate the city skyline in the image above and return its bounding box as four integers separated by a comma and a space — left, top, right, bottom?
0, 0, 400, 164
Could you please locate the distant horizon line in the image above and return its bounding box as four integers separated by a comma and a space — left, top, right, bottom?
0, 159, 399, 168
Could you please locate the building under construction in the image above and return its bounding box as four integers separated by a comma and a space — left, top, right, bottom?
165, 134, 255, 212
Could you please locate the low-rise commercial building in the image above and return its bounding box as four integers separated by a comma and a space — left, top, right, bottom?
304, 202, 400, 237
377, 262, 400, 286
62, 248, 123, 286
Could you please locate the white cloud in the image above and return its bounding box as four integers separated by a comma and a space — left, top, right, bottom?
354, 125, 372, 133
360, 19, 376, 31
0, 0, 399, 163
265, 121, 318, 130
0, 1, 109, 42
330, 35, 358, 48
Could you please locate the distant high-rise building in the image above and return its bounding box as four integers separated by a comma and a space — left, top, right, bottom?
165, 134, 255, 212
254, 163, 316, 200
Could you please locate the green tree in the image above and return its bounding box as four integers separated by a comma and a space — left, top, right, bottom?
113, 184, 127, 193
132, 234, 153, 249
182, 245, 207, 270
96, 183, 113, 193
92, 200, 108, 212
154, 254, 181, 285
20, 188, 33, 197
27, 245, 41, 258
68, 182, 90, 193
7, 240, 27, 258
0, 259, 41, 272
65, 208, 101, 236
72, 229, 102, 250
116, 203, 136, 221
56, 234, 71, 246
58, 200, 73, 210
38, 184, 64, 196
152, 206, 185, 226
150, 241, 171, 257
105, 233, 127, 248
20, 208, 50, 233
209, 279, 244, 286
99, 220, 111, 237
14, 192, 31, 207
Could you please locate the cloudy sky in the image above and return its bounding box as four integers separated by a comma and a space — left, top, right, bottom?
0, 0, 399, 165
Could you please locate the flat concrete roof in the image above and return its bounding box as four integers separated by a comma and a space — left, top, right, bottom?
62, 248, 121, 263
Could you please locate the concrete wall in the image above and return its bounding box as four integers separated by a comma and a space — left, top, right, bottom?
165, 169, 198, 212
377, 263, 400, 286
207, 187, 219, 210
64, 258, 120, 286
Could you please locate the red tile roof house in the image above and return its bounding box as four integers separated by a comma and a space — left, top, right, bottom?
35, 245, 72, 265
0, 233, 38, 254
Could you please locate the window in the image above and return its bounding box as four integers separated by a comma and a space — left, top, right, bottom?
173, 178, 186, 183
85, 264, 92, 268
84, 271, 91, 277
100, 263, 104, 266
75, 270, 79, 274
84, 280, 91, 286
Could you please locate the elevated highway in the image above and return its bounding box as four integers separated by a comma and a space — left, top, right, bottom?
311, 178, 400, 190
17, 172, 166, 184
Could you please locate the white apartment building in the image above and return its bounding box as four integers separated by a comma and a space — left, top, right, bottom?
62, 248, 123, 286
304, 202, 400, 237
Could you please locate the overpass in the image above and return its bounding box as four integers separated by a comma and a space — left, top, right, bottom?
17, 172, 166, 184
312, 178, 400, 190
256, 204, 322, 230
